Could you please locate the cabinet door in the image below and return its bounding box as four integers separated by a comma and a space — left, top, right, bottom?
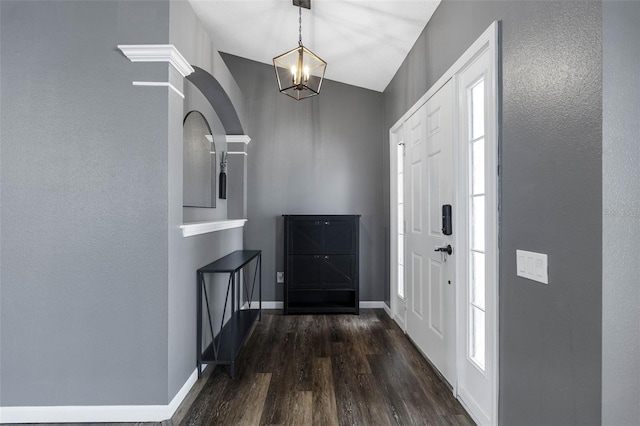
288, 255, 321, 288
323, 220, 356, 253
320, 255, 355, 288
288, 220, 323, 254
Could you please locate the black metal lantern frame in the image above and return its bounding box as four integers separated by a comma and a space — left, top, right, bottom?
273, 2, 326, 101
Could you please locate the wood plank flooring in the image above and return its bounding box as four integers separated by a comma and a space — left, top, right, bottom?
8, 310, 473, 426
180, 309, 473, 426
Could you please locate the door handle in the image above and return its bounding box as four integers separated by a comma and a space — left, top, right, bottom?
434, 244, 453, 255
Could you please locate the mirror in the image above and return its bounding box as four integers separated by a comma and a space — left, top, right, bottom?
183, 111, 216, 208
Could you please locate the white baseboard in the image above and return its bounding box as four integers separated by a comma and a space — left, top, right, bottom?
359, 301, 386, 309
0, 367, 199, 424
258, 301, 283, 309
382, 302, 392, 318
243, 301, 386, 310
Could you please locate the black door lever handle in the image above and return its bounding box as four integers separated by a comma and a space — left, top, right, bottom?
434, 245, 453, 255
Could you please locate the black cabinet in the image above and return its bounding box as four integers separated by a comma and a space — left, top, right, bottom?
284, 215, 359, 314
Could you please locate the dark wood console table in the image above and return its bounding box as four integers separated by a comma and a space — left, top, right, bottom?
197, 250, 261, 378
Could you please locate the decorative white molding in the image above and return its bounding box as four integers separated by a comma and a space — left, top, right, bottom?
227, 151, 248, 156
180, 219, 247, 237
0, 368, 199, 424
118, 44, 194, 77
225, 135, 251, 145
205, 135, 213, 143
132, 81, 184, 98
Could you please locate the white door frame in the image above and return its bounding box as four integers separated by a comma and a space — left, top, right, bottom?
388, 21, 499, 425
389, 125, 407, 330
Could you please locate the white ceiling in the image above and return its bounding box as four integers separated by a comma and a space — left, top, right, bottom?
188, 0, 441, 92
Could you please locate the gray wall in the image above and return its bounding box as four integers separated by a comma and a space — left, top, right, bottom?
602, 1, 640, 424
384, 1, 602, 424
0, 0, 247, 409
222, 54, 385, 302
0, 0, 171, 405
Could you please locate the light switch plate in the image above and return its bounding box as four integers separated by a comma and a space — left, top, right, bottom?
516, 250, 548, 284
276, 272, 284, 284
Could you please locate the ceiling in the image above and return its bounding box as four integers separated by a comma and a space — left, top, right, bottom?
188, 0, 441, 92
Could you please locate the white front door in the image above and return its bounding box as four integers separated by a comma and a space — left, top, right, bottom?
405, 78, 456, 386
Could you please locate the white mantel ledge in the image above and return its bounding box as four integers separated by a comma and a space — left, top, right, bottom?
181, 219, 247, 237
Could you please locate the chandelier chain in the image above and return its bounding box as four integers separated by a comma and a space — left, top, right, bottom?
298, 6, 302, 46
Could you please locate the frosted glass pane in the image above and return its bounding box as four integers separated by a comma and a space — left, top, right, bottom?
398, 172, 404, 204
471, 196, 485, 251
472, 139, 485, 195
471, 80, 485, 140
398, 234, 404, 264
471, 251, 485, 310
398, 204, 404, 233
470, 306, 486, 370
398, 265, 404, 298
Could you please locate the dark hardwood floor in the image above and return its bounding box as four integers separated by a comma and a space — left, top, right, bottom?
9, 310, 473, 426
180, 309, 473, 426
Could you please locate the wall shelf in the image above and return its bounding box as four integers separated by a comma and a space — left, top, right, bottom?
181, 219, 247, 237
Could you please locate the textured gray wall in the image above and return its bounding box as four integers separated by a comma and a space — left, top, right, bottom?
384, 1, 602, 424
222, 54, 385, 302
0, 0, 246, 408
602, 1, 640, 424
0, 0, 172, 405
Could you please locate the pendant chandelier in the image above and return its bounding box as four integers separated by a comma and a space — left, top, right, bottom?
273, 0, 326, 101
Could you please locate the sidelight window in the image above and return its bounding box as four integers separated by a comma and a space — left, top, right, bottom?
397, 143, 405, 299
468, 79, 486, 370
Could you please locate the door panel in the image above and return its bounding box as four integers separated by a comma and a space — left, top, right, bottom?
411, 162, 423, 233
405, 78, 456, 387
288, 255, 320, 287
429, 258, 444, 336
289, 221, 322, 254
320, 255, 355, 288
411, 252, 423, 317
323, 221, 356, 253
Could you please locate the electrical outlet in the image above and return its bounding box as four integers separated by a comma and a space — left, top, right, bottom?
276, 272, 284, 283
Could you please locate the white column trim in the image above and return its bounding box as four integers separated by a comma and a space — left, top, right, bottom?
132, 81, 184, 98
225, 135, 251, 145
118, 44, 194, 77
180, 219, 247, 237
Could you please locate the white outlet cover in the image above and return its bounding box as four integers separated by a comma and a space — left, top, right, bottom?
516, 250, 548, 284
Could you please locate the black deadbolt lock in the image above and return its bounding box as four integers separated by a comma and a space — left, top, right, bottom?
442, 204, 452, 235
